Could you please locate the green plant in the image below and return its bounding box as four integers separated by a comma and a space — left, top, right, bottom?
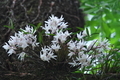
28, 23, 44, 43
78, 0, 120, 79
2, 14, 120, 80
4, 18, 14, 29
80, 0, 120, 48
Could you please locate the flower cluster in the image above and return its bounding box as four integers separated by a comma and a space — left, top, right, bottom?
3, 25, 39, 60
40, 15, 112, 69
42, 15, 68, 35
67, 30, 91, 68
67, 37, 111, 68
3, 15, 112, 70
40, 15, 71, 62
40, 46, 57, 62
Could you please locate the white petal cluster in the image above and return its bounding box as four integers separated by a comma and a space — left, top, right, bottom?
53, 30, 71, 43
92, 38, 111, 63
2, 15, 113, 70
76, 54, 91, 68
67, 40, 86, 57
3, 25, 39, 60
67, 30, 91, 68
39, 42, 61, 62
77, 28, 87, 39
68, 39, 91, 68
40, 46, 57, 62
69, 54, 91, 68
40, 15, 71, 62
96, 38, 111, 53
41, 15, 68, 35
50, 43, 61, 52
67, 29, 111, 69
18, 52, 26, 61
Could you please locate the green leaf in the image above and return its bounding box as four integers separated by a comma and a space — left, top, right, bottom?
19, 29, 31, 34
88, 33, 99, 40
3, 25, 13, 29
101, 22, 111, 38
38, 31, 44, 43
84, 8, 99, 14
29, 24, 36, 28
36, 22, 42, 29
76, 27, 84, 31
9, 18, 14, 29
3, 18, 14, 29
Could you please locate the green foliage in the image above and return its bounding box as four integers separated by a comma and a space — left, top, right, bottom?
4, 18, 14, 29
29, 23, 44, 43
80, 0, 120, 48
76, 0, 120, 78
29, 22, 42, 31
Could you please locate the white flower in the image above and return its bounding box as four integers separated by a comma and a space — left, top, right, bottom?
77, 54, 91, 64
2, 43, 11, 51
82, 28, 87, 37
78, 51, 84, 56
69, 60, 78, 67
40, 51, 57, 62
42, 24, 51, 35
54, 30, 71, 43
93, 38, 111, 53
67, 40, 77, 52
40, 46, 57, 62
59, 22, 68, 29
3, 26, 39, 57
40, 52, 49, 62
68, 51, 75, 58
47, 51, 57, 60
21, 25, 36, 34
77, 29, 87, 40
7, 49, 16, 56
41, 46, 51, 53
51, 43, 61, 52
3, 42, 16, 56
76, 40, 85, 51
18, 52, 26, 61
41, 15, 68, 35
77, 32, 83, 40
100, 38, 111, 50
29, 35, 39, 49
76, 54, 92, 68
86, 40, 97, 50
76, 54, 87, 62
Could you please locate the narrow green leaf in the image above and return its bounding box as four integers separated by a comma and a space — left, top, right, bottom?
3, 25, 13, 29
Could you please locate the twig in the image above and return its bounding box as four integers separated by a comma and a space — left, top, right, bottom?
41, 1, 54, 22
10, 0, 16, 21
11, 0, 16, 8
32, 0, 42, 22
58, 11, 80, 20
20, 0, 29, 20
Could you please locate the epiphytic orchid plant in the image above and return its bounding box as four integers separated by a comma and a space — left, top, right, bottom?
3, 15, 117, 73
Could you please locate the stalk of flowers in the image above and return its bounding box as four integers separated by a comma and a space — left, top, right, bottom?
40, 15, 104, 68
2, 15, 114, 71
67, 35, 112, 69
3, 25, 39, 60
40, 15, 71, 62
67, 29, 92, 69
40, 15, 112, 70
42, 15, 68, 36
